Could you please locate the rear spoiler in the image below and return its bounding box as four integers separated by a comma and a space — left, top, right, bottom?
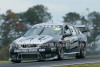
75, 25, 86, 28
74, 25, 88, 32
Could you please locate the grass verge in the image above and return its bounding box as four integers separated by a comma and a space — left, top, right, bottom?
55, 62, 100, 67
0, 61, 10, 63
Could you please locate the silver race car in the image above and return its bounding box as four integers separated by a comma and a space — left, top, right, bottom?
9, 22, 87, 63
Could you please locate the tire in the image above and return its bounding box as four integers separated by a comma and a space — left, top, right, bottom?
75, 42, 86, 59
38, 59, 45, 62
11, 60, 21, 63
57, 47, 64, 60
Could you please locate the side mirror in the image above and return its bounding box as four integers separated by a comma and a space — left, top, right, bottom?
17, 35, 22, 38
82, 28, 88, 33
63, 33, 72, 37
81, 27, 88, 33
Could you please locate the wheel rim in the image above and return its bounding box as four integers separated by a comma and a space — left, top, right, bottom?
81, 43, 86, 56
59, 48, 64, 58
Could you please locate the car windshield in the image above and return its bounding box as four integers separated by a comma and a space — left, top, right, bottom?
23, 25, 62, 37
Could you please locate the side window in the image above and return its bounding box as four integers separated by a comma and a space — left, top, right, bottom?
69, 26, 77, 35
64, 25, 71, 35
75, 27, 82, 34
78, 30, 82, 34
74, 27, 79, 34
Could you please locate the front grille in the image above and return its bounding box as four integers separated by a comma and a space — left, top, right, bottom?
22, 54, 38, 58
21, 44, 38, 48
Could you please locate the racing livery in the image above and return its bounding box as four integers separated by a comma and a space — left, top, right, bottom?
9, 22, 87, 63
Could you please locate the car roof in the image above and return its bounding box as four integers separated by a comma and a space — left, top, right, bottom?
32, 22, 72, 27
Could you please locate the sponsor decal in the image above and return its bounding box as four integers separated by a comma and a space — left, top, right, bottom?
14, 49, 37, 52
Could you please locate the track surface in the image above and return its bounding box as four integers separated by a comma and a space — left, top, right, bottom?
0, 56, 100, 67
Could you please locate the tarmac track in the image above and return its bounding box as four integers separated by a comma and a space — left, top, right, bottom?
0, 56, 100, 67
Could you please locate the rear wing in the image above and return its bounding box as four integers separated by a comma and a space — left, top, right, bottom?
74, 25, 88, 32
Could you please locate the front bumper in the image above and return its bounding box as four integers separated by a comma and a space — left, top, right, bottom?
9, 52, 40, 61
9, 47, 57, 61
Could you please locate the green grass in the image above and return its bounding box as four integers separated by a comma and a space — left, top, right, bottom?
0, 61, 10, 63
55, 62, 100, 67
0, 60, 37, 63
86, 54, 100, 57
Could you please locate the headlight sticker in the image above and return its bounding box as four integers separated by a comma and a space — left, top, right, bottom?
55, 28, 61, 31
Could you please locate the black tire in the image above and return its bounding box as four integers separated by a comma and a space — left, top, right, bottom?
75, 42, 86, 59
38, 60, 45, 62
11, 60, 21, 63
57, 47, 64, 60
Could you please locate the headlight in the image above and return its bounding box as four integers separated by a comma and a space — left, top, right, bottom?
10, 43, 18, 48
11, 44, 18, 48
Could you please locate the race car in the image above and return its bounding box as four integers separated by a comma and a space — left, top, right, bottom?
9, 22, 87, 63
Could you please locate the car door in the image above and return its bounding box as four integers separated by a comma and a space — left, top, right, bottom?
63, 25, 72, 50
67, 25, 79, 49
63, 25, 79, 52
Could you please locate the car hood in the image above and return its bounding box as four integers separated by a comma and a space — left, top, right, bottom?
13, 35, 53, 44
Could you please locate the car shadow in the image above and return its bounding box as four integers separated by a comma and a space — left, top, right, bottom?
11, 57, 76, 64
